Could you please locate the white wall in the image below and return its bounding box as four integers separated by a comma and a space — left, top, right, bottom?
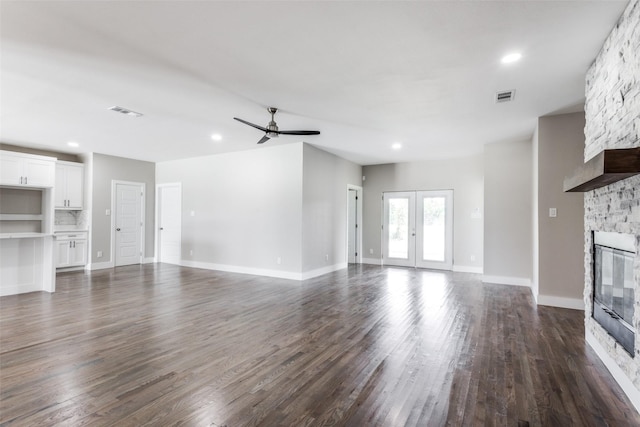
362, 155, 484, 272
156, 143, 304, 278
483, 140, 533, 286
302, 144, 362, 274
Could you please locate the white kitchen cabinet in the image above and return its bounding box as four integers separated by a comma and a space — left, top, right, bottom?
55, 232, 87, 268
0, 151, 56, 188
55, 161, 84, 209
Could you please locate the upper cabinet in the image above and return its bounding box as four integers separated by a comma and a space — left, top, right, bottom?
55, 161, 84, 209
0, 150, 56, 188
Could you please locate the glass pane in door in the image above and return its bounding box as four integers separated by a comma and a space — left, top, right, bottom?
388, 198, 409, 259
422, 196, 445, 261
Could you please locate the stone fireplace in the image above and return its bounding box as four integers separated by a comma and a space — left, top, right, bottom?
581, 0, 640, 411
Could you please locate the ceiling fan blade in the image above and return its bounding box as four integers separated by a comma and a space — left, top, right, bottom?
234, 117, 268, 132
257, 135, 271, 144
277, 130, 321, 136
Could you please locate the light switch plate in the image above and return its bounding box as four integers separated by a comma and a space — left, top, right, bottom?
549, 208, 557, 217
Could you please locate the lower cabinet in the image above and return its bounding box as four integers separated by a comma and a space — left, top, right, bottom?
56, 232, 87, 268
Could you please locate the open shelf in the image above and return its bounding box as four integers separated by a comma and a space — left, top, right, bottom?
563, 147, 640, 192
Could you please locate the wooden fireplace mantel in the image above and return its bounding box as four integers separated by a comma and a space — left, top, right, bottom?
563, 147, 640, 192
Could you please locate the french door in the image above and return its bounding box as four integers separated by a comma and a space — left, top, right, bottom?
382, 190, 453, 270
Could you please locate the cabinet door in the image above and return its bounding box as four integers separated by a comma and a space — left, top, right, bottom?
69, 239, 87, 266
56, 240, 71, 267
0, 154, 24, 185
54, 165, 66, 208
65, 164, 84, 209
24, 158, 55, 187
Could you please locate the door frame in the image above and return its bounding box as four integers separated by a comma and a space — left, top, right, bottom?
111, 180, 145, 267
382, 189, 454, 270
346, 184, 363, 264
382, 191, 417, 267
415, 189, 454, 270
155, 182, 182, 264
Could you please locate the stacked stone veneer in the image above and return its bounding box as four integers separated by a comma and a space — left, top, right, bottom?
584, 0, 640, 387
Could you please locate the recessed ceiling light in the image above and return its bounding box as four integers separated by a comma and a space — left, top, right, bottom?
67, 141, 79, 147
211, 133, 222, 141
501, 52, 522, 64
392, 143, 402, 150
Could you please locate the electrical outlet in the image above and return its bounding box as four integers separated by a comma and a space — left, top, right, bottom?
190, 249, 193, 256
370, 248, 373, 255
325, 254, 329, 261
105, 209, 110, 216
277, 257, 282, 265
97, 251, 103, 258
470, 254, 476, 262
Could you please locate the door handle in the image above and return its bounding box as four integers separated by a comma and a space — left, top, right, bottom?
160, 227, 164, 230
116, 228, 121, 231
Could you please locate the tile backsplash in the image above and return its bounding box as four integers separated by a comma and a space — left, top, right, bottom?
55, 210, 89, 228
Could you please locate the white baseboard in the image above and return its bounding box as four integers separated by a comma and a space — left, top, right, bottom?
586, 330, 640, 414
179, 260, 297, 281
300, 263, 347, 280
0, 283, 44, 297
362, 257, 382, 265
453, 265, 483, 274
180, 260, 347, 281
87, 261, 115, 271
482, 275, 531, 287
143, 257, 155, 264
537, 294, 584, 310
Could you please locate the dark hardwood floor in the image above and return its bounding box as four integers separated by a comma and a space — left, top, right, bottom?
1, 264, 639, 426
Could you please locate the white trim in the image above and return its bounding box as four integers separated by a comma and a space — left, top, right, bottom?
301, 263, 347, 280
453, 264, 483, 274
143, 257, 155, 264
180, 260, 346, 281
346, 184, 363, 265
56, 266, 86, 273
0, 283, 43, 297
482, 275, 531, 287
586, 330, 640, 414
362, 257, 382, 265
537, 294, 584, 310
87, 261, 114, 271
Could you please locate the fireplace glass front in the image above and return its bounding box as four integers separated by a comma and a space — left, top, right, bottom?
593, 232, 636, 356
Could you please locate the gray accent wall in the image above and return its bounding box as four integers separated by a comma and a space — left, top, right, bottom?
91, 153, 156, 263
302, 144, 362, 271
362, 155, 484, 271
534, 112, 585, 305
483, 140, 533, 282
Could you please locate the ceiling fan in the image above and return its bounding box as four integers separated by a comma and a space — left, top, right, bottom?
233, 107, 320, 144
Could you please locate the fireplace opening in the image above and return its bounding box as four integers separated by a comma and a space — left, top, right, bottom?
593, 231, 636, 356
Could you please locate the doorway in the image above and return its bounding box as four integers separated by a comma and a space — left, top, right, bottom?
156, 183, 182, 265
347, 185, 363, 264
382, 190, 453, 270
112, 181, 145, 267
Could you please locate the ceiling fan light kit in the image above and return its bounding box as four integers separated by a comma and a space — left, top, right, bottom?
234, 107, 320, 144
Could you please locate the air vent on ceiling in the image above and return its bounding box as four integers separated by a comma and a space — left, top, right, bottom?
495, 89, 516, 103
108, 106, 143, 117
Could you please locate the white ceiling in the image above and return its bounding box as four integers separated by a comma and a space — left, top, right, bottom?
0, 1, 628, 165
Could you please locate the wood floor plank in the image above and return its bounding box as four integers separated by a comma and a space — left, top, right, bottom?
1, 264, 640, 426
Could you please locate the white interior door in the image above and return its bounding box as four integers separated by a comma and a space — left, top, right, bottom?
383, 192, 416, 267
157, 183, 182, 265
383, 190, 453, 270
416, 190, 453, 270
114, 182, 143, 266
